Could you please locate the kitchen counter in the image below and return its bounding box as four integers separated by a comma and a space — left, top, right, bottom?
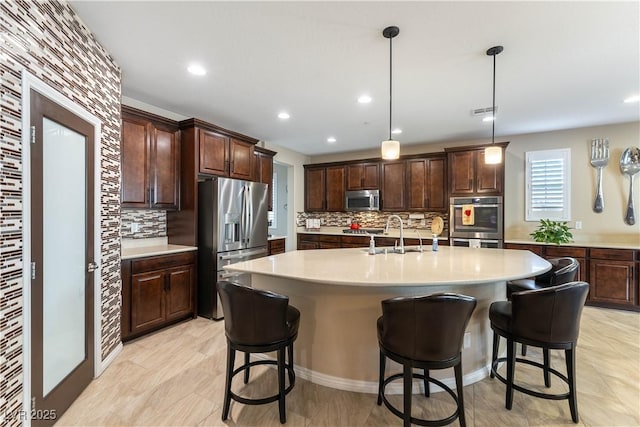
121, 237, 197, 260
268, 234, 286, 241
225, 246, 549, 394
505, 236, 639, 250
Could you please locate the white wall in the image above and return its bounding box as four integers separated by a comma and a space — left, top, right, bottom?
261, 141, 311, 250
503, 121, 639, 241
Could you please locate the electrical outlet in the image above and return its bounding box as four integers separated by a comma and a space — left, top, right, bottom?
421, 219, 426, 226
463, 332, 471, 349
346, 218, 352, 226
131, 222, 140, 233
575, 221, 582, 230
407, 218, 412, 226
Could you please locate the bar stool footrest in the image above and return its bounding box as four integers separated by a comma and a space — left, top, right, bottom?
491, 356, 570, 401
229, 359, 295, 406
380, 372, 460, 427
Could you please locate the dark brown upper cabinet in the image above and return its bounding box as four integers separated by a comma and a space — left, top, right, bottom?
346, 162, 379, 190
198, 129, 228, 176
446, 144, 508, 196
121, 106, 180, 210
197, 128, 254, 180
304, 165, 346, 212
167, 119, 262, 247
406, 155, 447, 211
305, 166, 326, 211
380, 160, 405, 211
229, 138, 254, 180
254, 147, 276, 211
325, 166, 346, 211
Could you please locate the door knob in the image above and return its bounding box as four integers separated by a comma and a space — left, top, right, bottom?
87, 262, 99, 273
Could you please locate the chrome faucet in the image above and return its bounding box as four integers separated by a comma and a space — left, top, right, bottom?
415, 229, 424, 253
385, 214, 405, 254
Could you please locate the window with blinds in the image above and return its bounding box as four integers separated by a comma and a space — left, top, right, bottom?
268, 171, 277, 228
525, 148, 571, 221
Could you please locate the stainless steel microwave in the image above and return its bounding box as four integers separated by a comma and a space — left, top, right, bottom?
345, 189, 380, 211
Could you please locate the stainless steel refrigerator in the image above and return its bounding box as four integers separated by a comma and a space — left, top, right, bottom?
198, 177, 269, 319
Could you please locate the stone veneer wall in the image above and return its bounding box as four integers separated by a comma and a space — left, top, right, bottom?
296, 211, 449, 235
121, 209, 167, 239
0, 1, 121, 423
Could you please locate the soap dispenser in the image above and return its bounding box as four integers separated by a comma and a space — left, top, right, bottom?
368, 234, 376, 255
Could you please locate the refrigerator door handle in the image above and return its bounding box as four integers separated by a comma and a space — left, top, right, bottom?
240, 185, 247, 247
246, 185, 252, 245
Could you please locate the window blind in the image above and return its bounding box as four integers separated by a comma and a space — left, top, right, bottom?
268, 171, 277, 228
526, 149, 571, 221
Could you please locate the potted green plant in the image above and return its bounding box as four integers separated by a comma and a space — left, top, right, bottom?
530, 219, 574, 244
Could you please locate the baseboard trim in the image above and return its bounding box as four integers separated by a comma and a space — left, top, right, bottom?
252, 353, 490, 394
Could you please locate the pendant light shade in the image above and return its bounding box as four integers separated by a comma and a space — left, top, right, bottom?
484, 45, 503, 165
381, 139, 400, 160
484, 145, 502, 164
381, 26, 400, 160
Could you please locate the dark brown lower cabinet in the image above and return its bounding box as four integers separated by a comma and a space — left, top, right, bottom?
297, 234, 449, 250
268, 238, 286, 255
122, 251, 196, 341
504, 243, 639, 311
588, 249, 637, 308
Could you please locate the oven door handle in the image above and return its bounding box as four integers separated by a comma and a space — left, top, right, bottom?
219, 271, 245, 280
453, 204, 501, 208
220, 248, 268, 261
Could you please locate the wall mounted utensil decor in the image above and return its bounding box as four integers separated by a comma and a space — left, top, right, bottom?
620, 146, 640, 225
590, 138, 609, 213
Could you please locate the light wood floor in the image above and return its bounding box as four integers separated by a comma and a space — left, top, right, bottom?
56, 306, 640, 426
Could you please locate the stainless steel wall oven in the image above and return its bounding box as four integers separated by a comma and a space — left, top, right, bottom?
449, 196, 503, 246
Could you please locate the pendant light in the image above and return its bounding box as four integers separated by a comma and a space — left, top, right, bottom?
484, 45, 503, 165
381, 26, 400, 160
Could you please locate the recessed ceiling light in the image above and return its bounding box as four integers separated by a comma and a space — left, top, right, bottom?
187, 63, 206, 76
277, 112, 290, 119
624, 95, 640, 103
358, 95, 372, 104
482, 116, 495, 122
391, 128, 402, 135
327, 137, 337, 143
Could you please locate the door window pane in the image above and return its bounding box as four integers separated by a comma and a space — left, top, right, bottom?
42, 117, 87, 396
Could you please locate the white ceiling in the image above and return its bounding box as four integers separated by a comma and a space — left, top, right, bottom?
70, 1, 639, 156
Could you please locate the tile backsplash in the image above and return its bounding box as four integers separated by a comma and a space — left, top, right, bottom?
297, 211, 449, 234
121, 209, 167, 238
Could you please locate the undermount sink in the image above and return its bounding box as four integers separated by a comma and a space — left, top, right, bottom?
362, 246, 424, 255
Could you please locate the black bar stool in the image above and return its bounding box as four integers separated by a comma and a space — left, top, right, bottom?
377, 293, 477, 427
217, 281, 300, 424
507, 257, 579, 356
489, 281, 589, 423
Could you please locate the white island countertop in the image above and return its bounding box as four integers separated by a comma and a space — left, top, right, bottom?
225, 246, 550, 287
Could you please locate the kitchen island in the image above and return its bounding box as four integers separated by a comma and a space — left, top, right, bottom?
224, 246, 550, 394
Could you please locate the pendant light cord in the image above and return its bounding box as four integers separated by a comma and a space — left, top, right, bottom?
389, 35, 393, 141
491, 52, 496, 145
